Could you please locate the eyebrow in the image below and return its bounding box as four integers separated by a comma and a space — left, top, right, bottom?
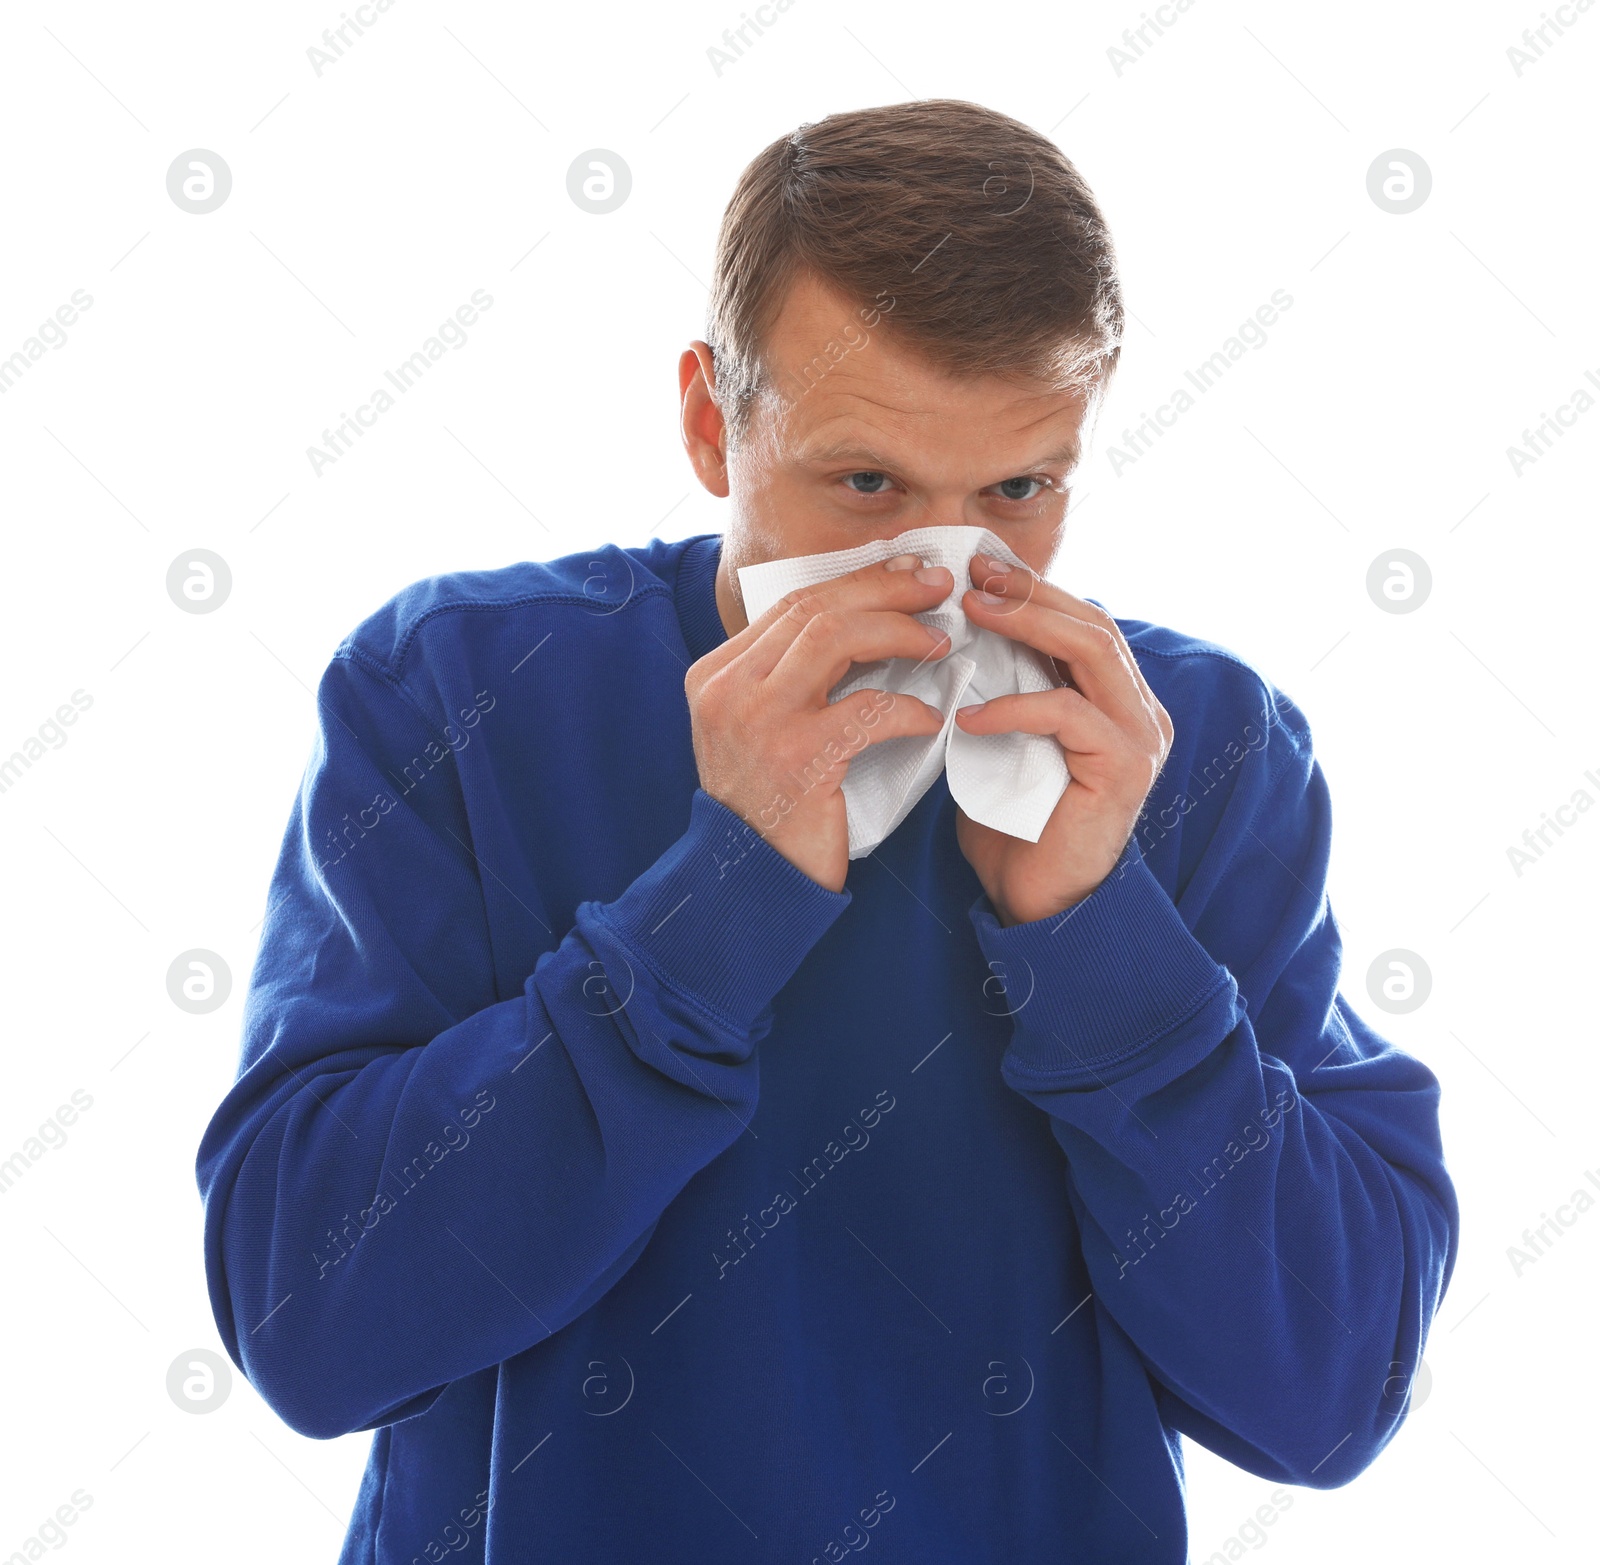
797, 438, 1081, 474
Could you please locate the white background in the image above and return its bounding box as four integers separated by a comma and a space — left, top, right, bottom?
1, 0, 1594, 1560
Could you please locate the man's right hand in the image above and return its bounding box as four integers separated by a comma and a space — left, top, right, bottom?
686, 553, 954, 892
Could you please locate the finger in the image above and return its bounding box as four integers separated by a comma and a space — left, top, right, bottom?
776, 689, 948, 796
742, 556, 954, 680
970, 553, 1127, 648
694, 560, 934, 684
968, 554, 1167, 731
803, 687, 948, 761
963, 589, 1151, 731
766, 608, 950, 709
954, 686, 1121, 754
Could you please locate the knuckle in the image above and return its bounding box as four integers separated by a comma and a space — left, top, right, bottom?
686, 656, 719, 698
812, 608, 845, 642
819, 609, 863, 655
848, 689, 891, 723
1069, 594, 1115, 632
780, 586, 825, 620
693, 666, 733, 716
793, 610, 836, 652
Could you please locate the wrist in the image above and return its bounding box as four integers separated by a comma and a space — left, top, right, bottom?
588, 789, 851, 1031
992, 896, 1078, 930
970, 843, 1234, 1086
991, 882, 1094, 928
987, 823, 1141, 927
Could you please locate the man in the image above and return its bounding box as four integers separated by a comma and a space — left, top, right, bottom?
197, 99, 1457, 1563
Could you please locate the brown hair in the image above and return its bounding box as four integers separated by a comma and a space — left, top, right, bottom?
705, 99, 1124, 447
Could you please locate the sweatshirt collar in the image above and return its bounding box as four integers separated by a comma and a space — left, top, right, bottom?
675, 532, 730, 662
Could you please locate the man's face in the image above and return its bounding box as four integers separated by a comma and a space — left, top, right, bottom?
679, 270, 1095, 635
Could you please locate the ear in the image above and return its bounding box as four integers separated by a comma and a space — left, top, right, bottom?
680, 341, 730, 498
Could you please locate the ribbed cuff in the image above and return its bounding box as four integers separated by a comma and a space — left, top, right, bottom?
589, 789, 851, 1032
968, 841, 1234, 1086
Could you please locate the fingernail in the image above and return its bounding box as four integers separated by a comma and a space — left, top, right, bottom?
884, 553, 922, 571
978, 553, 1013, 574
972, 590, 1004, 606
960, 699, 989, 715
914, 565, 948, 585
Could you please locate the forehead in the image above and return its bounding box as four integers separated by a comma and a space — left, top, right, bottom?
758, 269, 1090, 473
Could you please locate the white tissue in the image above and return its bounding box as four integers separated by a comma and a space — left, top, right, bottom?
737, 525, 1070, 858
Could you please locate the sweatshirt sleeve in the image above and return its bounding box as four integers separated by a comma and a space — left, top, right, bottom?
967, 679, 1459, 1489
195, 650, 849, 1440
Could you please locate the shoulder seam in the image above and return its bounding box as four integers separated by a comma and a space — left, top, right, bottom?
391, 584, 674, 677
345, 580, 676, 687
1126, 637, 1270, 684
334, 643, 448, 735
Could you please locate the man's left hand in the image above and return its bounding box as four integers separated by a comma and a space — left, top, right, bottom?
952, 552, 1174, 927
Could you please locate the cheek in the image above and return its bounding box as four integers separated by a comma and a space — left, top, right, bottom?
725, 447, 794, 534
1005, 530, 1059, 583
731, 470, 860, 563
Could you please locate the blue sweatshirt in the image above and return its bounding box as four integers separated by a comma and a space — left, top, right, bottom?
195, 531, 1458, 1565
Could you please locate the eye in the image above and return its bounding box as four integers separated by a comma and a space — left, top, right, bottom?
991, 475, 1047, 502
844, 471, 894, 496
